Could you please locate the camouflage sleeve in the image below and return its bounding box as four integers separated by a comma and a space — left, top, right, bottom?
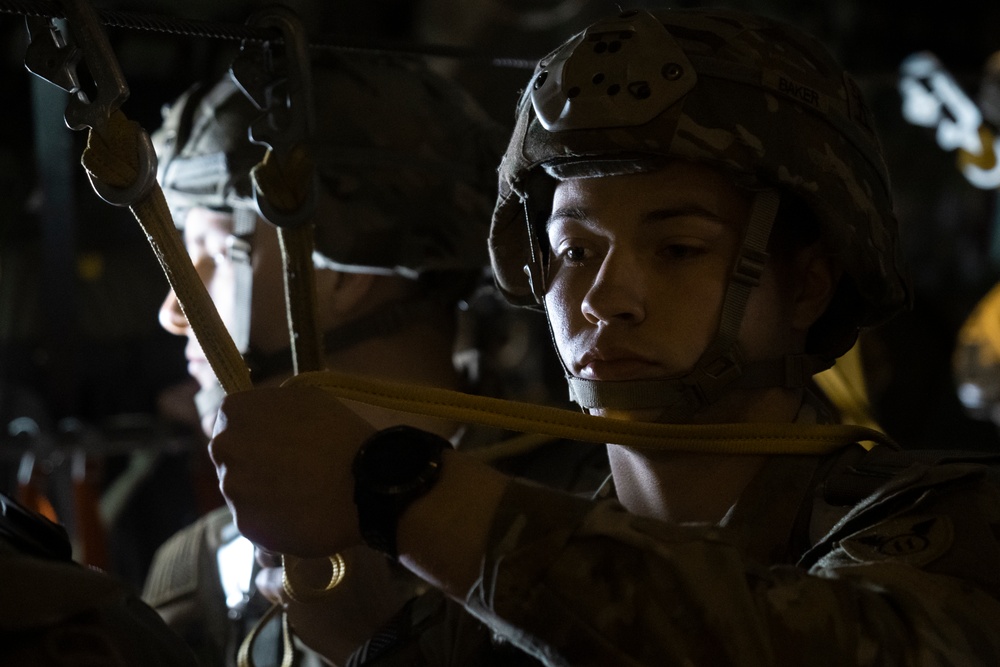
463, 477, 1000, 666
346, 590, 543, 667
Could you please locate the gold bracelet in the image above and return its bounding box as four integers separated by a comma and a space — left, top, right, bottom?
281, 553, 347, 603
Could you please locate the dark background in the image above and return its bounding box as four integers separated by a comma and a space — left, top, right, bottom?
0, 0, 999, 586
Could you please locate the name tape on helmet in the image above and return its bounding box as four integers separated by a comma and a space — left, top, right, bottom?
760, 70, 830, 114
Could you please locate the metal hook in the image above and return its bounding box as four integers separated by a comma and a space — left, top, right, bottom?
229, 5, 317, 227
23, 15, 82, 94
22, 0, 156, 206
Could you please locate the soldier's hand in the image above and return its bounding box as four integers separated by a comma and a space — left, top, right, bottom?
208, 385, 375, 557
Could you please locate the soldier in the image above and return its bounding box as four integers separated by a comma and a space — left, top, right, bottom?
141, 52, 511, 665
209, 8, 1000, 665
1, 490, 199, 667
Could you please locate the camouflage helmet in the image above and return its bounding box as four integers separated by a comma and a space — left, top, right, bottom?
490, 8, 911, 330
154, 53, 504, 277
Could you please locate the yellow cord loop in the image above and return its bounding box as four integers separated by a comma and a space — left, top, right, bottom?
284, 369, 893, 454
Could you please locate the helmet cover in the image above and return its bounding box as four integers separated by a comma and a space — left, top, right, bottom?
154, 53, 505, 277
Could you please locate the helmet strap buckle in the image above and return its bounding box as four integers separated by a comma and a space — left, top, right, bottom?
682, 346, 746, 407
521, 193, 549, 302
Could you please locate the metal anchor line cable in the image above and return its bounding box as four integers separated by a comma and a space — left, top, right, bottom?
0, 0, 538, 70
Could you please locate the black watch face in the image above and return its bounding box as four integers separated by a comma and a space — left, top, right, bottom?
358, 428, 445, 493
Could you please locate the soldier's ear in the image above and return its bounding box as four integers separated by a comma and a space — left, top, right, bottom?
790, 245, 840, 332
318, 269, 376, 320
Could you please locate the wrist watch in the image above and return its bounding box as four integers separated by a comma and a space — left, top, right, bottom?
352, 425, 451, 559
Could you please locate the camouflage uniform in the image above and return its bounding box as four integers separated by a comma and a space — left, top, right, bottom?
350, 404, 1000, 665
1, 492, 199, 667
462, 439, 1000, 665
345, 433, 609, 667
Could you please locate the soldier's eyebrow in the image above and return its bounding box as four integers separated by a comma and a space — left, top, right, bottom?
643, 205, 730, 225
546, 206, 588, 228
546, 204, 730, 229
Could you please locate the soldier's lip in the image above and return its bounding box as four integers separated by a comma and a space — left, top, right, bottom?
577, 350, 662, 381
186, 356, 210, 375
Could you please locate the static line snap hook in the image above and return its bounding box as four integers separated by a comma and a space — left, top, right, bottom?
22, 0, 157, 206
231, 4, 318, 228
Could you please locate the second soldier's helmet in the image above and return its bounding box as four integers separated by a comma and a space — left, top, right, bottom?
153, 52, 504, 278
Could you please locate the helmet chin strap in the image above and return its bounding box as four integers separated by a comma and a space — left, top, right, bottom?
566, 354, 833, 414
228, 207, 257, 354
550, 188, 831, 419
246, 294, 451, 383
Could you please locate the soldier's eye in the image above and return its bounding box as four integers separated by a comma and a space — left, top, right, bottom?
660, 242, 705, 260
555, 243, 594, 266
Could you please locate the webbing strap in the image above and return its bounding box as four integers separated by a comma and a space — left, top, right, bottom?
567, 375, 693, 412
686, 188, 780, 390
565, 353, 831, 412
236, 601, 295, 667
276, 223, 324, 375
61, 14, 318, 659
719, 187, 779, 341
244, 295, 452, 382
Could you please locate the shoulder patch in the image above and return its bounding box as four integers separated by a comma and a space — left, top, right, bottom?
838, 514, 953, 567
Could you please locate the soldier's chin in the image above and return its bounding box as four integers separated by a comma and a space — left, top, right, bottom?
195, 382, 226, 438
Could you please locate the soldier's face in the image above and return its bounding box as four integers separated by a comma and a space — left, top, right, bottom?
158, 207, 289, 394
543, 163, 799, 420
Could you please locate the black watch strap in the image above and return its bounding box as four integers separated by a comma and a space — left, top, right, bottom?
352, 425, 450, 559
